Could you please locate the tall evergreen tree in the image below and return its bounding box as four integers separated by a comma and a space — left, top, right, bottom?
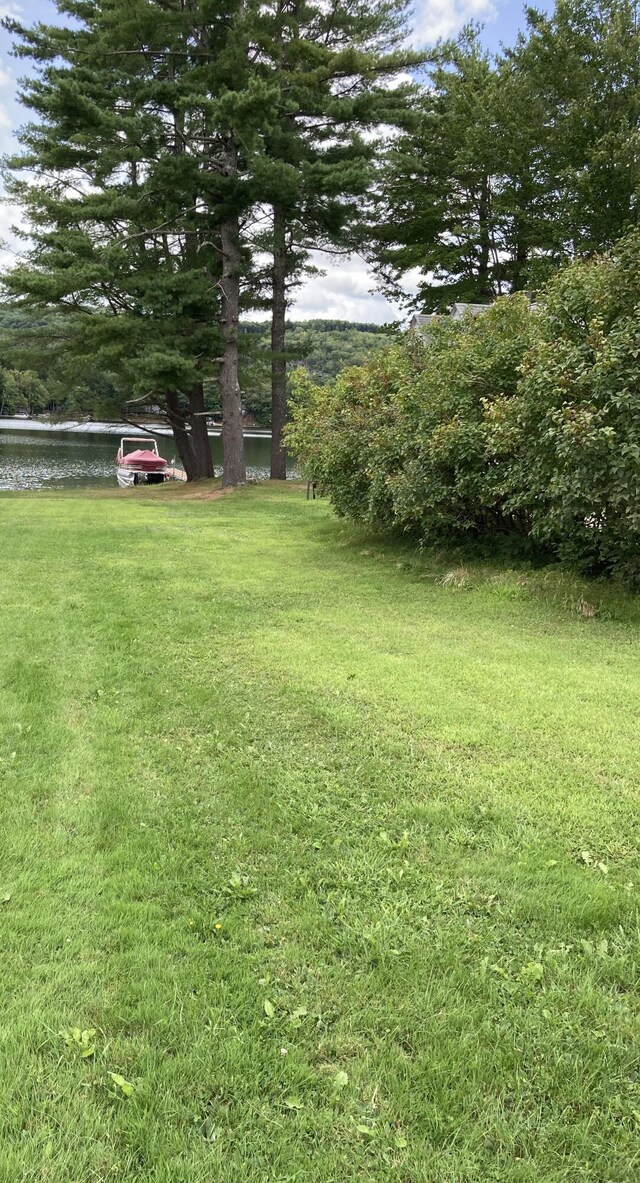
370, 30, 552, 308
514, 0, 640, 265
370, 34, 502, 309
488, 44, 553, 292
372, 2, 640, 311
1, 0, 282, 483
251, 0, 420, 477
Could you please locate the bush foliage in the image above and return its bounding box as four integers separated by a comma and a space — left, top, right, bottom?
289, 235, 640, 582
507, 236, 640, 581
288, 295, 535, 538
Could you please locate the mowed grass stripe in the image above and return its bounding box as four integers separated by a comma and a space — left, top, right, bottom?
0, 484, 637, 1182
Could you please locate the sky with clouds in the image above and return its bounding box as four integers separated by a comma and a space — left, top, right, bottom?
0, 0, 553, 323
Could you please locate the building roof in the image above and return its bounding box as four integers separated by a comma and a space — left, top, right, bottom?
409, 303, 492, 333
409, 313, 438, 327
450, 302, 491, 319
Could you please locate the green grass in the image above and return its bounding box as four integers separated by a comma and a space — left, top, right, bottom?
0, 482, 638, 1183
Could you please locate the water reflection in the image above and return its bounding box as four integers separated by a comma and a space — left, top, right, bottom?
0, 426, 277, 491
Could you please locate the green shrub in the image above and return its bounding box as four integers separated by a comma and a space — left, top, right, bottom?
508, 234, 640, 582
290, 239, 640, 583
289, 295, 535, 541
377, 296, 535, 541
287, 360, 397, 526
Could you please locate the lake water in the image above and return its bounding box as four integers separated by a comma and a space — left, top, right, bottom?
0, 423, 276, 491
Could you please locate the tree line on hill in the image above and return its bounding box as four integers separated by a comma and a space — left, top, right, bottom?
239, 320, 394, 423
1, 0, 638, 480
0, 313, 393, 425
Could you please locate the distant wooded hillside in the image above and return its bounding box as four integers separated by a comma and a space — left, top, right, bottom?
0, 310, 397, 426
239, 319, 396, 424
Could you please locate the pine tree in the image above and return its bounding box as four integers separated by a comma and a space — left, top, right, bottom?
372, 2, 640, 310
369, 34, 497, 309
250, 0, 420, 477
2, 2, 206, 476
1, 0, 283, 483
515, 0, 640, 264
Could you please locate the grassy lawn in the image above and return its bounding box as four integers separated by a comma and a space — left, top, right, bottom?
0, 482, 638, 1182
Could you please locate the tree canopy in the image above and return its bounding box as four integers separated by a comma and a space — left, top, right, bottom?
372, 0, 640, 309
1, 0, 416, 480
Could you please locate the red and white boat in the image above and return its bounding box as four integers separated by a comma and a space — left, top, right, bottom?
116, 437, 170, 487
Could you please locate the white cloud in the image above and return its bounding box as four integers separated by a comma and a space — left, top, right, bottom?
412, 0, 498, 45
285, 252, 413, 325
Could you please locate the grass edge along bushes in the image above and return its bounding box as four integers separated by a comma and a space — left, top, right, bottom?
288, 230, 640, 584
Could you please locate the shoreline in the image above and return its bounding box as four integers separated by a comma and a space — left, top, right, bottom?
0, 417, 272, 439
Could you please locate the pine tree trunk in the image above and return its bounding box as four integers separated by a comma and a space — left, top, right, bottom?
270, 204, 288, 480
478, 176, 492, 299
511, 219, 528, 291
188, 381, 215, 479
219, 205, 246, 487
166, 389, 198, 481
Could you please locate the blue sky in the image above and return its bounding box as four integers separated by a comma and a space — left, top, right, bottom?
0, 0, 554, 321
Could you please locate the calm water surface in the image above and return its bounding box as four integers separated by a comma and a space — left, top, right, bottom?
0, 425, 276, 491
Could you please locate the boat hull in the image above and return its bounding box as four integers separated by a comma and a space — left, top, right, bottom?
116, 468, 167, 488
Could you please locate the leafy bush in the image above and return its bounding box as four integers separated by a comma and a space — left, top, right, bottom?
289, 295, 535, 542
287, 359, 396, 525
507, 234, 640, 582
291, 238, 640, 582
